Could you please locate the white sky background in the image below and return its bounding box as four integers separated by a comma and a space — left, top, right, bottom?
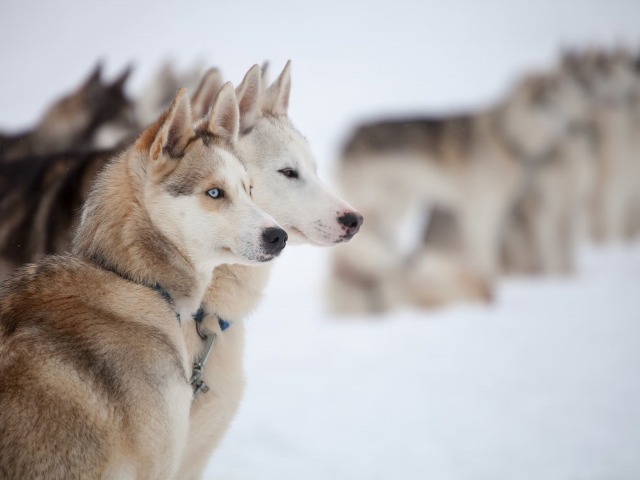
1, 0, 639, 172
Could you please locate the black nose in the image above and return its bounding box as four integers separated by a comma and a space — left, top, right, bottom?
262, 227, 288, 255
337, 211, 364, 237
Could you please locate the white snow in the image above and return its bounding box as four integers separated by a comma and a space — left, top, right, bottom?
214, 243, 640, 479
1, 1, 639, 478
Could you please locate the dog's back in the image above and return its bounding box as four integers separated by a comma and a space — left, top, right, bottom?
0, 149, 113, 281
0, 257, 190, 479
343, 114, 477, 164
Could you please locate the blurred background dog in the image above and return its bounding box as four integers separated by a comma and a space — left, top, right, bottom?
329, 48, 640, 314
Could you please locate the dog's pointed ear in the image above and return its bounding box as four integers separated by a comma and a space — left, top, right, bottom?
202, 82, 239, 145
260, 61, 270, 91
191, 68, 223, 121
76, 62, 104, 102
148, 87, 194, 162
110, 64, 133, 92
76, 62, 106, 105
263, 60, 291, 116
84, 62, 103, 89
236, 64, 262, 133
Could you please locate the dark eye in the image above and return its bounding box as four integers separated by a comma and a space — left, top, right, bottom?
249, 186, 253, 197
206, 188, 224, 199
279, 168, 299, 179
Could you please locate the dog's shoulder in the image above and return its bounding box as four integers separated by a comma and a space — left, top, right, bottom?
0, 256, 187, 385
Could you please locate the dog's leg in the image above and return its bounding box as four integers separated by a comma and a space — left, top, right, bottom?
460, 194, 508, 281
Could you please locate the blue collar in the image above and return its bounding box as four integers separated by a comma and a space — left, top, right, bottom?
90, 254, 231, 331
151, 286, 232, 334
193, 306, 231, 332
150, 282, 233, 401
151, 283, 181, 324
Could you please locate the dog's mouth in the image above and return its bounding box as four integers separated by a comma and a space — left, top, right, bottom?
225, 246, 278, 264
259, 246, 288, 262
286, 225, 347, 247
286, 226, 314, 244
335, 232, 357, 244
286, 226, 325, 246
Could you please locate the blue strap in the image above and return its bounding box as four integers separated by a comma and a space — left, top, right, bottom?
152, 283, 174, 306
193, 306, 206, 324
192, 306, 232, 332
89, 254, 182, 325
152, 283, 181, 324
147, 283, 232, 332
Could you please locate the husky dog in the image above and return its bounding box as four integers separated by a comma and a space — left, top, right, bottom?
500, 68, 597, 275
175, 62, 362, 478
330, 70, 575, 312
0, 64, 134, 161
564, 48, 638, 243
0, 148, 114, 281
0, 85, 287, 479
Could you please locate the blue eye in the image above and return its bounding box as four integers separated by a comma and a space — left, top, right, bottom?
207, 188, 224, 199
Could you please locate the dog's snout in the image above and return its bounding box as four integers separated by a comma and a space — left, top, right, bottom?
337, 211, 364, 237
262, 227, 288, 255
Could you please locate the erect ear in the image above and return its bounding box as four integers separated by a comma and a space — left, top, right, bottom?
236, 64, 262, 133
183, 59, 206, 89
83, 62, 103, 90
149, 87, 194, 163
190, 68, 223, 121
109, 64, 133, 92
74, 63, 106, 106
260, 61, 270, 91
75, 62, 104, 102
156, 60, 179, 88
262, 60, 291, 116
201, 82, 239, 145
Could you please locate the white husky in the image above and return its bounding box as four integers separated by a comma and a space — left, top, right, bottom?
177, 62, 363, 478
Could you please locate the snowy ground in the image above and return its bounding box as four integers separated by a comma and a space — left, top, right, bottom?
209, 242, 640, 480
2, 1, 640, 478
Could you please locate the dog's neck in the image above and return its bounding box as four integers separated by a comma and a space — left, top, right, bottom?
489, 107, 562, 166
72, 148, 208, 319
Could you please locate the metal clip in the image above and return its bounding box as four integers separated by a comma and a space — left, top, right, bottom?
192, 380, 210, 400
199, 332, 216, 367
190, 332, 217, 400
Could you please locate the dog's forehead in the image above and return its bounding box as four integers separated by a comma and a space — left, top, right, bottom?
164, 139, 247, 196
252, 116, 317, 170
215, 148, 248, 184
